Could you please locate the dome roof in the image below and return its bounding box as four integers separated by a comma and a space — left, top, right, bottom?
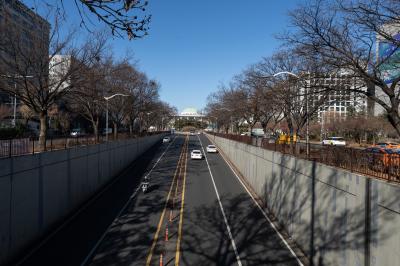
181, 108, 199, 116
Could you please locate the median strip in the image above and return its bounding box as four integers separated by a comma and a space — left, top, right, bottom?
174, 135, 188, 266
146, 135, 188, 265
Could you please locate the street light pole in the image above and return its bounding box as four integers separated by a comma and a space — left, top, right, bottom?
146, 112, 152, 131
104, 93, 130, 141
105, 99, 109, 141
12, 83, 16, 127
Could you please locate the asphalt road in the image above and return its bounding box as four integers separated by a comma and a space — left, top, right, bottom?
15, 133, 304, 266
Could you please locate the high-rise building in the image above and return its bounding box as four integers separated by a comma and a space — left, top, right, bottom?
307, 73, 369, 123
0, 0, 50, 125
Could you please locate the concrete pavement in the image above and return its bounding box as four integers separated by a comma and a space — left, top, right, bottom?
14, 133, 304, 266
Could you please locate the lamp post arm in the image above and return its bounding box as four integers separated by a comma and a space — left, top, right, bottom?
104, 93, 130, 101
273, 71, 300, 79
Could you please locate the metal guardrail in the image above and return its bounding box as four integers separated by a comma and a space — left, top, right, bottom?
0, 131, 165, 159
211, 132, 400, 183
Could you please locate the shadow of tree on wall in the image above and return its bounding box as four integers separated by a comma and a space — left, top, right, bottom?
261, 154, 397, 266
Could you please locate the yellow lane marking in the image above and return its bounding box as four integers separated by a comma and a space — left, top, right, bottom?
175, 135, 188, 266
145, 137, 186, 266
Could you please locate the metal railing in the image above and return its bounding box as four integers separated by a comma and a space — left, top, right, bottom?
0, 131, 165, 159
211, 132, 400, 183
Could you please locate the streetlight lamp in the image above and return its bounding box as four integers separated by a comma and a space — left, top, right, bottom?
272, 71, 310, 157
104, 93, 130, 141
1, 74, 34, 127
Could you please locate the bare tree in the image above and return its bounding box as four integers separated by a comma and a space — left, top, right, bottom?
283, 0, 400, 135
26, 0, 151, 39
67, 55, 109, 140
0, 11, 106, 148
73, 0, 150, 39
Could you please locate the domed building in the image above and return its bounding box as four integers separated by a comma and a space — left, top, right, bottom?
179, 108, 204, 119
171, 107, 205, 129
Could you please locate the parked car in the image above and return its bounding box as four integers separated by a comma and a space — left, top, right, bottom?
322, 137, 346, 146
251, 128, 265, 137
163, 137, 170, 143
374, 142, 400, 149
206, 145, 218, 153
364, 147, 398, 172
190, 150, 203, 160
102, 128, 112, 135
70, 128, 84, 137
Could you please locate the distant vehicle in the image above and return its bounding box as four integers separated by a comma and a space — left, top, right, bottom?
364, 147, 399, 172
374, 142, 400, 148
322, 137, 346, 146
189, 130, 196, 136
102, 128, 112, 135
206, 145, 218, 153
70, 128, 84, 137
190, 150, 203, 160
163, 137, 170, 143
240, 132, 250, 136
251, 128, 265, 137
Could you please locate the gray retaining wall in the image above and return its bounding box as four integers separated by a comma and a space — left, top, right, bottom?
208, 134, 400, 266
0, 134, 164, 264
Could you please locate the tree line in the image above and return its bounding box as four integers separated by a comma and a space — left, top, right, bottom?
0, 6, 175, 147
206, 0, 400, 143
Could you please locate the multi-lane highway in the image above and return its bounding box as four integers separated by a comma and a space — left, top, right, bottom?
16, 133, 305, 266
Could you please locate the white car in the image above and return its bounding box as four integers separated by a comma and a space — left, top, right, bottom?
206, 145, 218, 153
322, 137, 346, 146
190, 150, 203, 160
162, 137, 170, 143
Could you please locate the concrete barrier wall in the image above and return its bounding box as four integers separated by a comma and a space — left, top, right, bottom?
208, 134, 400, 266
0, 134, 164, 264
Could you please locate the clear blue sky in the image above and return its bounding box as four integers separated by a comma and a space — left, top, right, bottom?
23, 0, 301, 113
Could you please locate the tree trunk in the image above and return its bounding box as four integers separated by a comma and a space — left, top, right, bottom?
91, 118, 98, 143
287, 118, 294, 154
113, 122, 117, 140
39, 111, 47, 151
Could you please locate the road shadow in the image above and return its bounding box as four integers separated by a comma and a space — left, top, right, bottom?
15, 137, 183, 266
180, 193, 302, 266
88, 138, 184, 265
